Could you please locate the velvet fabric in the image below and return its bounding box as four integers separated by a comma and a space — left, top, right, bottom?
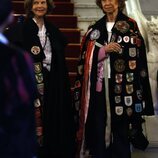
5, 18, 75, 158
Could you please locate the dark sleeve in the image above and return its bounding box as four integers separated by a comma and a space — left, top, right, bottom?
135, 23, 154, 115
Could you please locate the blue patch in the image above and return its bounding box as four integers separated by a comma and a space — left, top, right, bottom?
135, 103, 142, 112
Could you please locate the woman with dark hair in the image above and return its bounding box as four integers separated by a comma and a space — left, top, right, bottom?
5, 0, 75, 157
73, 0, 154, 157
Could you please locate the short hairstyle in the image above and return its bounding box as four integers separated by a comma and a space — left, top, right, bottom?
24, 0, 55, 18
96, 0, 126, 12
0, 0, 12, 25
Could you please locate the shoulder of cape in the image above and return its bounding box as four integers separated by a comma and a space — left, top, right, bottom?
85, 16, 106, 37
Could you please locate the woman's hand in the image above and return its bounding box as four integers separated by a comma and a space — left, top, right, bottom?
105, 42, 121, 53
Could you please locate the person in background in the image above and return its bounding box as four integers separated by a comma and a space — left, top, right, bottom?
0, 0, 37, 157
5, 0, 75, 157
73, 0, 154, 158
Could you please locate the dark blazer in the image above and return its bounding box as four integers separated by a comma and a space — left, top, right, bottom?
0, 42, 37, 158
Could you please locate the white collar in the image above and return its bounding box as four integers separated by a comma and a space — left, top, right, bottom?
0, 33, 9, 45
33, 18, 46, 31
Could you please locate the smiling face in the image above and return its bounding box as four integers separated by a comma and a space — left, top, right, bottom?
32, 0, 48, 18
101, 0, 119, 14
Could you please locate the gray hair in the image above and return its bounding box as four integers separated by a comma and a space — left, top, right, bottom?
96, 0, 126, 12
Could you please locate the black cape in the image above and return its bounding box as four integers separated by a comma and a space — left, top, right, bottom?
5, 18, 75, 157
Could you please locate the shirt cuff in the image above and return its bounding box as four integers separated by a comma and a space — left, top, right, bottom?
98, 46, 108, 62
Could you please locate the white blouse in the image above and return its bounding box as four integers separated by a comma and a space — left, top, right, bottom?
33, 18, 52, 71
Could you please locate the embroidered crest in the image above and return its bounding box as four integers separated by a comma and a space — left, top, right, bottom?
34, 62, 42, 73
135, 103, 142, 112
74, 80, 81, 88
37, 83, 44, 95
131, 36, 137, 44
115, 96, 121, 104
126, 84, 134, 94
34, 98, 41, 108
129, 60, 136, 70
114, 59, 125, 72
124, 96, 133, 106
123, 36, 130, 43
126, 73, 134, 82
31, 46, 40, 55
90, 29, 100, 40
115, 73, 123, 83
129, 48, 136, 57
78, 65, 83, 75
140, 69, 147, 77
115, 21, 130, 33
136, 90, 143, 100
117, 36, 122, 43
126, 107, 133, 116
35, 73, 43, 83
130, 34, 141, 46
114, 84, 122, 94
115, 106, 123, 115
